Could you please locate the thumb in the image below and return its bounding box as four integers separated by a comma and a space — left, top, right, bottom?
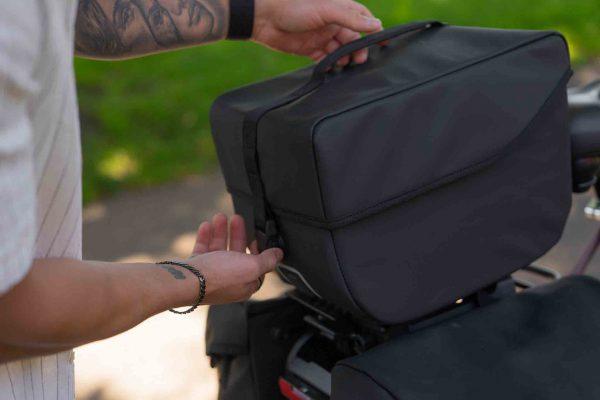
320, 3, 381, 33
256, 248, 284, 275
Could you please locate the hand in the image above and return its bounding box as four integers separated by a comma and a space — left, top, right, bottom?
186, 213, 282, 305
252, 0, 383, 65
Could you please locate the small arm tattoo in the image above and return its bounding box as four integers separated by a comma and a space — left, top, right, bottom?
158, 264, 187, 280
76, 0, 227, 59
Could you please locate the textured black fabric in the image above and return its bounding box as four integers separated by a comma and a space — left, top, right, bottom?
240, 21, 442, 247
211, 23, 573, 324
331, 276, 600, 400
206, 298, 305, 400
227, 0, 254, 40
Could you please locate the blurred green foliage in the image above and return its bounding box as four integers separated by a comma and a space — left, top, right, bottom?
76, 0, 600, 203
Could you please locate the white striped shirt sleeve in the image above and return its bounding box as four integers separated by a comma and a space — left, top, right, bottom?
0, 0, 41, 295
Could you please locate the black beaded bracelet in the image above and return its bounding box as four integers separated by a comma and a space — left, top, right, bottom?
227, 0, 255, 40
157, 261, 206, 314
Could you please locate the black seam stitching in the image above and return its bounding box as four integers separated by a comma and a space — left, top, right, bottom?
281, 152, 501, 228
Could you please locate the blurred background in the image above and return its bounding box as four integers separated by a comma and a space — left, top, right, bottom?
74, 1, 600, 399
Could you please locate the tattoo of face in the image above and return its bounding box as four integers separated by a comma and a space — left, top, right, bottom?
76, 0, 126, 55
76, 0, 227, 57
174, 0, 214, 30
113, 0, 136, 31
147, 0, 183, 45
158, 264, 187, 280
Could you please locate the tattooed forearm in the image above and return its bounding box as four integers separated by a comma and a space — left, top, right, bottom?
75, 0, 228, 59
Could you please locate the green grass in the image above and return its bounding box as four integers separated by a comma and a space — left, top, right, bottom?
76, 0, 600, 203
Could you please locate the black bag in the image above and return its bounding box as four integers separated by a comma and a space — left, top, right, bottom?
205, 298, 305, 400
211, 21, 573, 325
331, 276, 600, 400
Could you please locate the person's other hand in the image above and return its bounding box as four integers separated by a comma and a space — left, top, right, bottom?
252, 0, 382, 66
186, 213, 281, 304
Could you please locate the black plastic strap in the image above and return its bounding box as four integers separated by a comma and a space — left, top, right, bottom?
242, 21, 443, 251
227, 0, 255, 40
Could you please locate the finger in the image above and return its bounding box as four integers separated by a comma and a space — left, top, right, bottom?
335, 27, 361, 46
320, 2, 382, 33
310, 50, 327, 62
325, 38, 351, 67
192, 221, 212, 255
257, 274, 265, 290
325, 39, 352, 68
305, 25, 341, 60
256, 248, 284, 275
244, 280, 261, 298
209, 213, 228, 252
337, 54, 351, 67
334, 0, 376, 20
248, 275, 265, 295
325, 39, 341, 54
229, 214, 247, 252
335, 2, 385, 44
335, 28, 366, 64
249, 240, 259, 255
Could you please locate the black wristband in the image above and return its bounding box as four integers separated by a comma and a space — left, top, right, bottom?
227, 0, 255, 40
157, 261, 206, 314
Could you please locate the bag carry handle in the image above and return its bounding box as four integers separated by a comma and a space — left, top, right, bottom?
311, 20, 444, 82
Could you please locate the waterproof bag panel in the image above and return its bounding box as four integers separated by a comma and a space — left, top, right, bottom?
211, 22, 572, 324
331, 276, 600, 400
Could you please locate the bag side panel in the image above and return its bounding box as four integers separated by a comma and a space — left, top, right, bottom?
313, 35, 570, 221
331, 80, 571, 324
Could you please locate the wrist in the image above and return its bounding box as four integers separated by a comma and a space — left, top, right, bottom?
147, 262, 199, 312
251, 0, 271, 41
156, 261, 206, 314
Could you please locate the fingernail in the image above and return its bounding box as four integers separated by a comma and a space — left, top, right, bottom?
274, 248, 284, 260
366, 17, 382, 29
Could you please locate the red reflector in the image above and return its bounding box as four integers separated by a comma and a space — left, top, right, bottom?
278, 377, 312, 400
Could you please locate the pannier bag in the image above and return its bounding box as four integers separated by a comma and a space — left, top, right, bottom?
211, 21, 573, 324
331, 276, 600, 400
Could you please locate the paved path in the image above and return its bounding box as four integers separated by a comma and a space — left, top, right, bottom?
75, 170, 600, 400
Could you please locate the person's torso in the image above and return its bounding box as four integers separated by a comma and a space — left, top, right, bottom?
1, 1, 81, 399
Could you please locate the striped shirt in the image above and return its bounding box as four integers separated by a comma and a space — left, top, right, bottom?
0, 1, 81, 399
